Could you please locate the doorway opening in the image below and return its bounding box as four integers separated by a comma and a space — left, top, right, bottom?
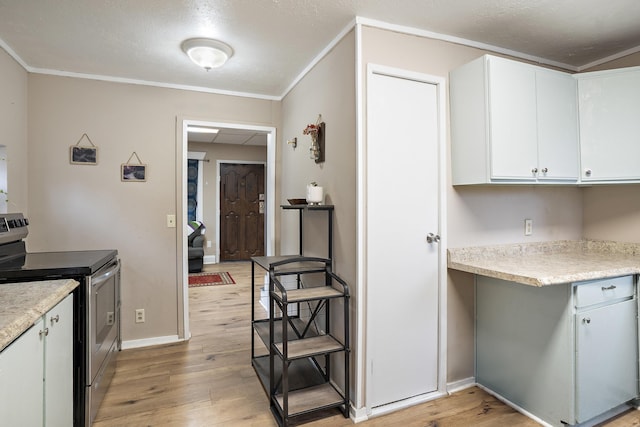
177, 119, 276, 340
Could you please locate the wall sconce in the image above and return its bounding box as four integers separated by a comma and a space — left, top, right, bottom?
287, 137, 297, 149
303, 115, 325, 163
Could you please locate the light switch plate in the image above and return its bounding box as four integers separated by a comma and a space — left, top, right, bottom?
167, 214, 176, 228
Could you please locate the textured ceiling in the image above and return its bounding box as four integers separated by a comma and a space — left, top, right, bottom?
1, 0, 640, 99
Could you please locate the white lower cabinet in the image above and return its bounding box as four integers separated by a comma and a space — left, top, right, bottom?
575, 281, 638, 422
477, 275, 638, 426
0, 293, 73, 427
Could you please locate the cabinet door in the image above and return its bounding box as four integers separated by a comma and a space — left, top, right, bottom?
487, 56, 538, 180
45, 293, 74, 427
536, 70, 579, 181
0, 319, 45, 426
576, 298, 638, 422
579, 69, 640, 181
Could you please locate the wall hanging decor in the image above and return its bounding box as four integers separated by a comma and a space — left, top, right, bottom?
303, 114, 325, 163
70, 133, 98, 165
121, 151, 147, 182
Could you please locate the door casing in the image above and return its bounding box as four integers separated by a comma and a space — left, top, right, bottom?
176, 118, 276, 341
360, 64, 448, 416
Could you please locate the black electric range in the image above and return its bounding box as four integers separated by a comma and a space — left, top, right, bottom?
0, 213, 120, 427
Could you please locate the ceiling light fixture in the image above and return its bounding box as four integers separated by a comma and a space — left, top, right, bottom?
181, 38, 234, 71
188, 126, 220, 134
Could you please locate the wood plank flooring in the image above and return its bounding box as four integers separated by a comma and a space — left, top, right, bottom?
93, 262, 640, 426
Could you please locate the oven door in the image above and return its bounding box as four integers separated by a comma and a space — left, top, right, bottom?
88, 258, 120, 384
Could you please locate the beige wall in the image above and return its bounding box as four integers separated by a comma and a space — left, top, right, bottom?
0, 49, 29, 213
280, 30, 356, 394
27, 74, 279, 342
360, 26, 584, 385
187, 142, 267, 259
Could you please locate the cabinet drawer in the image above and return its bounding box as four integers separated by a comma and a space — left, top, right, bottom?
575, 276, 635, 308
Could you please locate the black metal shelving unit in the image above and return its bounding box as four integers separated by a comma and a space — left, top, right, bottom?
250, 205, 350, 426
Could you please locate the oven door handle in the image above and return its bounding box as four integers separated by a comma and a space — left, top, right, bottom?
92, 259, 120, 287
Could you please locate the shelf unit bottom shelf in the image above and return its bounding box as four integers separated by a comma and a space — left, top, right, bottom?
273, 383, 347, 420
251, 355, 327, 395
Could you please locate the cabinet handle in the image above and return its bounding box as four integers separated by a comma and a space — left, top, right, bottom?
541, 167, 548, 173
39, 328, 49, 338
531, 168, 538, 174
50, 314, 60, 325
585, 169, 592, 177
601, 285, 617, 291
583, 317, 591, 324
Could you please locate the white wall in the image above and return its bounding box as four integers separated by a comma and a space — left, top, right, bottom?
27, 74, 280, 342
0, 48, 28, 213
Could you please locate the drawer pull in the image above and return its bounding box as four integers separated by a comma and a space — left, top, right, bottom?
583, 318, 591, 324
601, 285, 617, 291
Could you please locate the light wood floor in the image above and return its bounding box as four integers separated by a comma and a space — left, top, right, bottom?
93, 262, 640, 426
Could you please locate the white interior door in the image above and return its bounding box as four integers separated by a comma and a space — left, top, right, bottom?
366, 67, 444, 409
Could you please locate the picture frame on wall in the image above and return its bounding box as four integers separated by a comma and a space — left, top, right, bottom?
121, 164, 147, 182
70, 146, 98, 164
70, 133, 98, 165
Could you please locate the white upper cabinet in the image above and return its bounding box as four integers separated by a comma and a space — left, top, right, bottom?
536, 70, 580, 181
578, 67, 640, 182
450, 55, 579, 185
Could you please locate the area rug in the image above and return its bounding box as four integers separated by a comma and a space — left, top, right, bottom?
188, 272, 235, 287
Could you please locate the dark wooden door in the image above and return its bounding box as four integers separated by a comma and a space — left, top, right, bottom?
220, 163, 265, 261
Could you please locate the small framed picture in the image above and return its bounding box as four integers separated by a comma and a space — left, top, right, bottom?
70, 146, 98, 165
121, 164, 147, 182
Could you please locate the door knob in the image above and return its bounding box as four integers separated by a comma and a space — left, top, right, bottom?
427, 233, 440, 244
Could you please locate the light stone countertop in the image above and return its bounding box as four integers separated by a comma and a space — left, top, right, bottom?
0, 279, 79, 352
447, 240, 640, 287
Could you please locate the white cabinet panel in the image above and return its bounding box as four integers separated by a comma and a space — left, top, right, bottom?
0, 320, 45, 427
578, 67, 640, 181
487, 56, 538, 179
45, 293, 74, 427
536, 70, 580, 180
576, 298, 638, 422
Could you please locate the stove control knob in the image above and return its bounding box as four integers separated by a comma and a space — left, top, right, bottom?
23, 218, 29, 225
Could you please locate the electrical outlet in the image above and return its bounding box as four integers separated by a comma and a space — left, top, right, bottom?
135, 309, 145, 323
106, 311, 114, 326
524, 219, 533, 236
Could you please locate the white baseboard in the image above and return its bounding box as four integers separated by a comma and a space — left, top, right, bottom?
368, 390, 448, 419
446, 376, 476, 394
351, 405, 369, 423
203, 255, 216, 264
121, 335, 182, 350
351, 380, 475, 424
